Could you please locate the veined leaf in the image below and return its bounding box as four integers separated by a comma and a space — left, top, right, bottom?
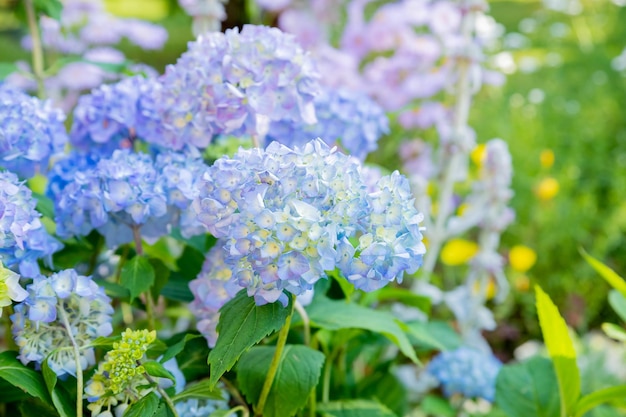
120, 256, 155, 302
0, 351, 50, 403
317, 399, 397, 417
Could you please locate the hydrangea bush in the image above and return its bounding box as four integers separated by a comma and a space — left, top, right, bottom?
0, 1, 624, 417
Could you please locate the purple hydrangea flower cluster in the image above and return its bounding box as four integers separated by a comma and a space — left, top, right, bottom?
70, 76, 159, 156
266, 87, 389, 160
53, 149, 208, 248
141, 25, 319, 150
426, 347, 502, 402
189, 242, 244, 347
0, 85, 68, 178
10, 269, 113, 378
193, 139, 425, 305
0, 171, 62, 277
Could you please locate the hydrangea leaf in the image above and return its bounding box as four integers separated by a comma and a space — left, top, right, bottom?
317, 399, 397, 417
573, 385, 626, 417
495, 356, 561, 417
306, 296, 418, 363
143, 361, 176, 382
120, 256, 155, 302
237, 345, 325, 417
207, 290, 290, 386
160, 334, 201, 364
124, 392, 160, 417
171, 379, 224, 402
33, 0, 63, 20
0, 351, 50, 403
41, 356, 75, 417
535, 285, 580, 416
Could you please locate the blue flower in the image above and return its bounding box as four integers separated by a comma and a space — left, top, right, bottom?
0, 170, 62, 277
11, 270, 113, 378
426, 347, 502, 402
139, 24, 319, 150
0, 84, 68, 178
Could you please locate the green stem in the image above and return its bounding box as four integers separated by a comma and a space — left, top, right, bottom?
294, 299, 310, 346
58, 308, 83, 417
132, 225, 156, 330
308, 336, 320, 417
321, 354, 332, 403
255, 295, 295, 416
24, 0, 46, 98
221, 378, 250, 417
141, 365, 179, 417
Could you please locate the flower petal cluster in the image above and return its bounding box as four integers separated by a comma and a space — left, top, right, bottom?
426, 346, 502, 402
140, 24, 319, 150
189, 242, 244, 347
10, 270, 113, 378
0, 262, 28, 316
175, 395, 231, 417
0, 171, 62, 277
70, 76, 159, 156
193, 139, 425, 305
0, 85, 68, 178
266, 87, 389, 160
85, 328, 156, 417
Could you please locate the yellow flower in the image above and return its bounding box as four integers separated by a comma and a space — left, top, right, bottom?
471, 144, 487, 166
441, 238, 478, 266
535, 177, 559, 201
509, 245, 537, 272
514, 275, 530, 292
540, 149, 555, 169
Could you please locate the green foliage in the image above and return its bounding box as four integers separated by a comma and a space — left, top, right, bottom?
317, 399, 397, 417
405, 320, 462, 351
143, 361, 176, 382
33, 0, 63, 20
237, 345, 325, 417
120, 256, 156, 302
0, 351, 50, 404
41, 356, 75, 417
172, 379, 225, 402
207, 290, 290, 386
573, 386, 626, 417
160, 333, 201, 364
124, 392, 161, 417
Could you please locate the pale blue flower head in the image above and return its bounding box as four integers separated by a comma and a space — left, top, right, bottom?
0, 170, 62, 277
426, 346, 502, 402
11, 270, 113, 378
138, 24, 319, 150
0, 84, 68, 178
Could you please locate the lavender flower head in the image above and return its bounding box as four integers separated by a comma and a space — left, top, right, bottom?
266, 87, 389, 160
0, 85, 68, 178
193, 138, 425, 305
139, 25, 319, 150
10, 270, 113, 378
0, 171, 62, 277
426, 346, 502, 402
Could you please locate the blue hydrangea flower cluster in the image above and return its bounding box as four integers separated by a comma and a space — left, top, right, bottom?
10, 269, 113, 378
189, 242, 244, 347
46, 151, 101, 202
53, 149, 208, 247
175, 396, 231, 417
0, 171, 62, 277
0, 84, 68, 178
139, 24, 319, 150
267, 87, 389, 160
426, 347, 502, 402
70, 75, 158, 156
193, 139, 425, 305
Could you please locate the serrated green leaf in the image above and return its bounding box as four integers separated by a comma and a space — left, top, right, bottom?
42, 356, 75, 417
120, 256, 155, 302
306, 297, 418, 363
602, 323, 626, 342
495, 356, 561, 417
608, 290, 626, 323
160, 334, 201, 364
143, 361, 176, 382
0, 351, 50, 403
237, 345, 325, 417
317, 399, 397, 417
573, 386, 626, 417
124, 392, 160, 417
153, 401, 176, 417
581, 249, 626, 298
209, 406, 246, 417
207, 290, 290, 386
172, 379, 225, 402
535, 285, 580, 417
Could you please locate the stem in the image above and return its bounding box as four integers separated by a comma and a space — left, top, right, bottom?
58, 308, 83, 417
24, 0, 46, 98
321, 354, 332, 403
251, 134, 261, 149
255, 296, 294, 416
132, 225, 144, 256
141, 365, 179, 417
132, 225, 156, 330
222, 378, 250, 417
294, 300, 310, 346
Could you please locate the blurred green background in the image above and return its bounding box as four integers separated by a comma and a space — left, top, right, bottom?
1, 0, 626, 345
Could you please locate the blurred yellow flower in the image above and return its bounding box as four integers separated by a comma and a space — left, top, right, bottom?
540, 149, 555, 169
514, 275, 530, 292
105, 0, 169, 20
441, 238, 478, 266
471, 144, 487, 166
535, 177, 559, 201
509, 245, 537, 272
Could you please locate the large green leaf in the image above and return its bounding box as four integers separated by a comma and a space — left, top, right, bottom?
405, 320, 462, 351
237, 345, 324, 417
317, 399, 397, 417
33, 0, 63, 20
160, 334, 201, 364
581, 249, 626, 298
207, 290, 290, 386
124, 392, 160, 417
120, 256, 155, 302
495, 356, 561, 417
42, 356, 75, 417
0, 351, 50, 403
306, 297, 418, 363
172, 379, 224, 402
573, 386, 626, 417
535, 286, 580, 417
143, 361, 175, 382
360, 287, 431, 313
